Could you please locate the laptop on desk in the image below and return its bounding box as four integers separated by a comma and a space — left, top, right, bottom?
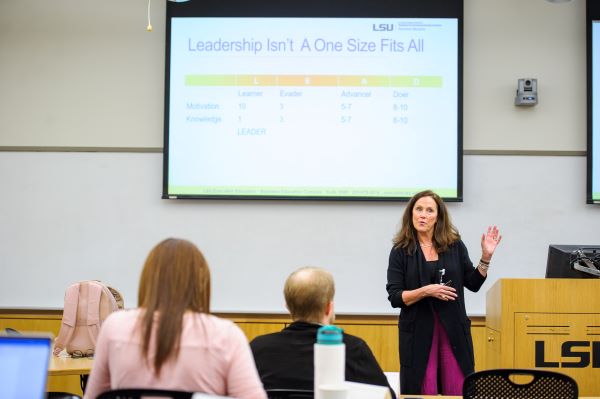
0, 335, 52, 399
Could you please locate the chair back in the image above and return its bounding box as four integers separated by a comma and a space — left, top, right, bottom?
266, 389, 313, 399
96, 389, 194, 399
463, 368, 578, 399
46, 393, 81, 399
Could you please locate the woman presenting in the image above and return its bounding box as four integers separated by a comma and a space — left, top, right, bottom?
386, 190, 501, 395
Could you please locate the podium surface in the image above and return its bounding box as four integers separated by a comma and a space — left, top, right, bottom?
486, 278, 600, 396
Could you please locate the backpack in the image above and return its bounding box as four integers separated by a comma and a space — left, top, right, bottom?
53, 280, 124, 356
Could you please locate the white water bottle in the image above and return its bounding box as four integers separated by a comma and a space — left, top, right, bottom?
314, 325, 345, 399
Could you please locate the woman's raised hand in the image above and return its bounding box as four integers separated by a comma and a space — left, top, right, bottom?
481, 225, 502, 261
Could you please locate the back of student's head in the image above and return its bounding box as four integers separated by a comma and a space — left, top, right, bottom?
284, 267, 334, 322
137, 238, 211, 375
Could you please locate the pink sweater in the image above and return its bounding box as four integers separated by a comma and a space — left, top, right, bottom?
84, 309, 267, 399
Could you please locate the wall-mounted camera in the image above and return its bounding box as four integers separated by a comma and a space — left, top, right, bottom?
515, 78, 538, 106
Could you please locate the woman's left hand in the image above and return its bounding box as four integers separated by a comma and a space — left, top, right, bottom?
481, 225, 502, 261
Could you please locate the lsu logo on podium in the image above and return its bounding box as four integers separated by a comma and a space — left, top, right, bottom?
535, 341, 600, 368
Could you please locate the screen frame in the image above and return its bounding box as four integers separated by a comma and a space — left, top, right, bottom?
163, 0, 464, 202
587, 0, 599, 204
0, 335, 51, 399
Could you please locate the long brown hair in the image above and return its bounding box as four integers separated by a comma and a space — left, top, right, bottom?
137, 238, 211, 375
392, 190, 460, 254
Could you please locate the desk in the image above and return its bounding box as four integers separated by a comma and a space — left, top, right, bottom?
398, 396, 460, 398
397, 397, 600, 399
48, 356, 93, 395
49, 356, 93, 376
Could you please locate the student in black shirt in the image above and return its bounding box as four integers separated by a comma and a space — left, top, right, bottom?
250, 267, 395, 398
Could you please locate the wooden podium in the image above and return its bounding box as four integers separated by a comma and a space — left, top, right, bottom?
486, 278, 600, 396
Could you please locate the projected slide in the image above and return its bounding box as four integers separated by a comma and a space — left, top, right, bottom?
592, 22, 600, 202
166, 17, 459, 199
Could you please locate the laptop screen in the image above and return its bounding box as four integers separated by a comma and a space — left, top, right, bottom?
0, 335, 52, 399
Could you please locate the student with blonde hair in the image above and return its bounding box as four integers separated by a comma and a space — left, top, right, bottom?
250, 267, 394, 398
84, 238, 267, 399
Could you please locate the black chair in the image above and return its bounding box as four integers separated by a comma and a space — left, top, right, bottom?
463, 368, 578, 399
265, 389, 314, 399
46, 393, 81, 399
96, 389, 195, 399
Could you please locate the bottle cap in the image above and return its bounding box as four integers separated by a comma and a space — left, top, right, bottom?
316, 325, 343, 345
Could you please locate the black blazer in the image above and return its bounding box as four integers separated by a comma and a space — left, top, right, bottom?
386, 240, 486, 394
250, 321, 396, 399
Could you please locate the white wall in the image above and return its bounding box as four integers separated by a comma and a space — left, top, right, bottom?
464, 0, 586, 151
0, 0, 587, 150
0, 0, 165, 148
0, 0, 597, 315
0, 152, 597, 315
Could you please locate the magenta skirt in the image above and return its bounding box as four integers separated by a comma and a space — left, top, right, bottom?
420, 311, 465, 395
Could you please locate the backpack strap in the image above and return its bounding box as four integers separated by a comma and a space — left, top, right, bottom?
53, 283, 81, 356
84, 282, 104, 348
